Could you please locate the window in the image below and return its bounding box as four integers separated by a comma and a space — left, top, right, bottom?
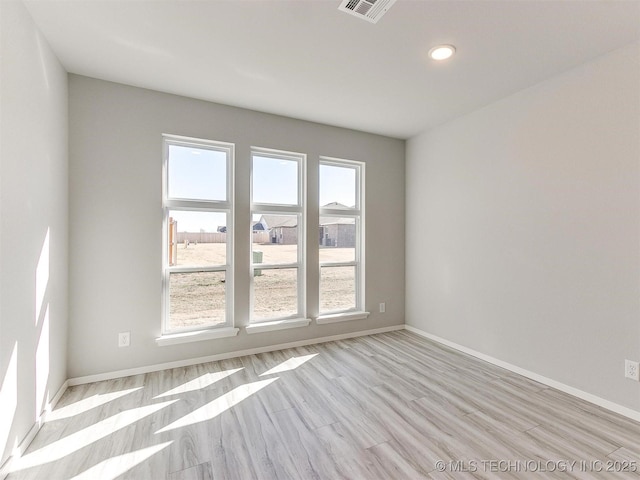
250, 148, 306, 323
162, 135, 234, 334
319, 158, 364, 315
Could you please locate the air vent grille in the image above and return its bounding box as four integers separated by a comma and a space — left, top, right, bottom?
338, 0, 397, 24
355, 2, 372, 15
345, 0, 359, 10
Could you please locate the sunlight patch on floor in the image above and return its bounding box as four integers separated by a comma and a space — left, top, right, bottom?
10, 400, 177, 472
259, 354, 318, 376
69, 442, 172, 480
154, 367, 243, 398
48, 387, 143, 421
155, 378, 278, 433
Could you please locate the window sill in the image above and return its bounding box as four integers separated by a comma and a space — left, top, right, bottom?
316, 311, 370, 325
245, 317, 311, 334
156, 327, 239, 346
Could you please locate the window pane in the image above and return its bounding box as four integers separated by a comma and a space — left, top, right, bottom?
320, 266, 356, 313
169, 271, 226, 330
252, 213, 298, 265
168, 210, 227, 266
168, 144, 227, 201
253, 268, 298, 320
319, 246, 355, 263
253, 155, 298, 205
320, 164, 356, 209
319, 216, 356, 262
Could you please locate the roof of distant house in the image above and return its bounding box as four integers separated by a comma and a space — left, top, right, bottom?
322, 202, 355, 209
319, 216, 355, 225
259, 215, 298, 229
259, 213, 355, 229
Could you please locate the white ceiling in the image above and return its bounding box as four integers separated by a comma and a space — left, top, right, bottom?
25, 0, 640, 139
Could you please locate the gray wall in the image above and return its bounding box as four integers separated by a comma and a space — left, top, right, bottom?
406, 43, 640, 411
0, 0, 69, 464
69, 75, 405, 378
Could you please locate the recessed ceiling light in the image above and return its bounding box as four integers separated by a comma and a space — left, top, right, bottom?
429, 45, 456, 61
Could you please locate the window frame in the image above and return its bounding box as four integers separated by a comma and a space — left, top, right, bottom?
250, 147, 307, 324
161, 134, 235, 335
318, 156, 365, 316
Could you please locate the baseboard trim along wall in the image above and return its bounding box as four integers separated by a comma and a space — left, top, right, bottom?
4, 322, 638, 480
405, 325, 640, 423
68, 324, 405, 386
0, 380, 69, 480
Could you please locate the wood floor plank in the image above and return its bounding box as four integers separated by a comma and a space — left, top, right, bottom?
168, 461, 214, 480
222, 357, 301, 480
539, 387, 640, 432
607, 447, 640, 478
366, 440, 430, 479
6, 331, 640, 480
270, 407, 343, 480
314, 421, 387, 479
332, 375, 464, 471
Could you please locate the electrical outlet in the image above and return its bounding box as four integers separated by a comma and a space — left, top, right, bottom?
118, 331, 131, 348
625, 360, 639, 381
379, 302, 386, 313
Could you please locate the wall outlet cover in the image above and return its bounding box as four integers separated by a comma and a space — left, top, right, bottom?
118, 331, 131, 348
625, 360, 639, 381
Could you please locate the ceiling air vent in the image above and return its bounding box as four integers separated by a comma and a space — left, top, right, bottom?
338, 0, 397, 24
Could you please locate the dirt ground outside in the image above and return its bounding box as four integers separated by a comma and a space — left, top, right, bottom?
169, 243, 355, 329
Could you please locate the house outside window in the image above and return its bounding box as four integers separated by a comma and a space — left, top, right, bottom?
250, 148, 306, 323
319, 157, 365, 315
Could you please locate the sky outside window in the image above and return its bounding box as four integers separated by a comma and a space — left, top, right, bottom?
252, 155, 299, 205
320, 164, 356, 208
168, 145, 227, 201
169, 210, 226, 234
169, 150, 358, 231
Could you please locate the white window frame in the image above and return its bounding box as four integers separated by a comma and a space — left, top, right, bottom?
161, 134, 235, 336
317, 156, 366, 320
249, 147, 307, 326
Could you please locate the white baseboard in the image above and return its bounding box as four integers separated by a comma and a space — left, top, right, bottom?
49, 380, 69, 412
6, 323, 635, 480
404, 325, 640, 423
68, 324, 405, 386
0, 380, 69, 480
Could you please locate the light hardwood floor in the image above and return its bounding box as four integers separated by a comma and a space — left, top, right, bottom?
7, 331, 640, 479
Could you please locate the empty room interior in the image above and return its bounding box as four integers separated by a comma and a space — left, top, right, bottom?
1, 0, 640, 478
